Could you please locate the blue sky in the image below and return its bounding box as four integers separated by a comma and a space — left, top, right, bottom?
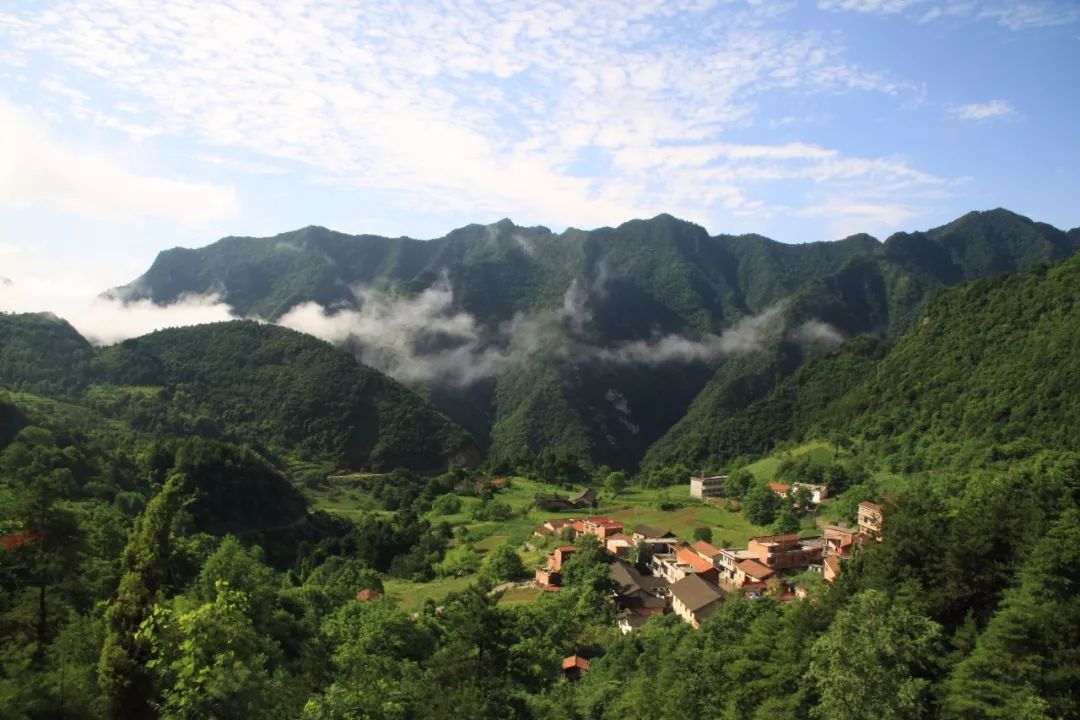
1, 0, 1078, 306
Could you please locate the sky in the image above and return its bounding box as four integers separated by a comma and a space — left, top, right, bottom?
1, 0, 1079, 309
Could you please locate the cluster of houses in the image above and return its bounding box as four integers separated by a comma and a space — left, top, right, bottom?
532, 499, 885, 632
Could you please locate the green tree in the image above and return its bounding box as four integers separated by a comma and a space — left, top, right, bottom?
436, 544, 481, 578
743, 481, 780, 525
807, 590, 942, 720
98, 473, 188, 720
725, 469, 755, 499
942, 508, 1080, 719
12, 468, 83, 662
604, 470, 629, 497
484, 544, 526, 583
140, 583, 290, 720
431, 493, 462, 516
772, 501, 801, 534
692, 526, 713, 544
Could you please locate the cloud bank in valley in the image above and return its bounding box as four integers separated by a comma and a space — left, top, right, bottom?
276, 273, 511, 387
0, 280, 234, 344
273, 268, 842, 388
1, 266, 847, 386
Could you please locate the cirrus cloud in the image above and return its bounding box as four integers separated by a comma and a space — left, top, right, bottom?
0, 97, 238, 223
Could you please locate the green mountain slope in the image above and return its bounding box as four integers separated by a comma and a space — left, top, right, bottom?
643, 210, 1078, 470
645, 336, 888, 469
110, 209, 1078, 469
0, 393, 28, 449
0, 314, 478, 472
92, 321, 479, 471
0, 312, 96, 397
813, 252, 1080, 469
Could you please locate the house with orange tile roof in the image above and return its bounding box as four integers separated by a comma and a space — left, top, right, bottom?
747, 533, 824, 570
822, 555, 842, 583
690, 540, 721, 561
735, 558, 775, 587
562, 655, 590, 681
768, 482, 791, 497
534, 545, 578, 588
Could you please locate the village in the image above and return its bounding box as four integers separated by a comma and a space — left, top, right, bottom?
532, 474, 885, 637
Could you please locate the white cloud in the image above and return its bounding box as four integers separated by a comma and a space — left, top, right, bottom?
197, 154, 289, 175
0, 1, 940, 232
819, 0, 929, 13
277, 272, 510, 387
0, 98, 238, 223
950, 99, 1018, 120
0, 280, 234, 345
586, 304, 787, 366
789, 319, 846, 347
822, 0, 1080, 28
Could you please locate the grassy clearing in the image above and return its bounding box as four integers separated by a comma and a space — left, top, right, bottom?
383, 575, 477, 611
743, 441, 837, 481
499, 586, 543, 605
303, 474, 387, 522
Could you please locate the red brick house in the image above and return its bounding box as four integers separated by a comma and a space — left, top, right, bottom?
858, 501, 884, 536
582, 516, 624, 540
535, 545, 578, 588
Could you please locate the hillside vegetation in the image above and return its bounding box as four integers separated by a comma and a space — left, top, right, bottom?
0, 315, 478, 472
816, 252, 1080, 469
112, 209, 1078, 469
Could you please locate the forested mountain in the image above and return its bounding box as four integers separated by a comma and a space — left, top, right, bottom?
0, 314, 477, 472
679, 247, 1080, 474
111, 209, 1079, 470
813, 250, 1080, 469
644, 336, 889, 470
0, 312, 96, 398
3, 217, 1080, 720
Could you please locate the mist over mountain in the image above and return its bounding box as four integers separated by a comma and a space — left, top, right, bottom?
109, 208, 1079, 469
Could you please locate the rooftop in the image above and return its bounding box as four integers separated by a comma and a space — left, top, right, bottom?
690, 540, 721, 558
737, 559, 775, 580
675, 546, 717, 575
669, 574, 726, 612
562, 655, 590, 670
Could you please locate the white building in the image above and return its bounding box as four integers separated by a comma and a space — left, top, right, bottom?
689, 474, 727, 499
792, 483, 829, 504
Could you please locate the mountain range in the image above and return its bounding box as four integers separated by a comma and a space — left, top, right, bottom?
104, 208, 1079, 470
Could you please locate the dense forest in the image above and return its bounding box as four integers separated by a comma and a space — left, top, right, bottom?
2, 210, 1080, 718
111, 208, 1079, 469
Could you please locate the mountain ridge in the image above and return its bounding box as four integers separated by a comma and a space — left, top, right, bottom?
105, 209, 1079, 469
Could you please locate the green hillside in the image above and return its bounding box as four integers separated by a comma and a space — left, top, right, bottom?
92, 321, 480, 471
0, 315, 478, 472
109, 209, 1079, 469
815, 252, 1080, 469
0, 312, 96, 398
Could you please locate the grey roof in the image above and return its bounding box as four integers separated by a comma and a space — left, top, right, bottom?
609, 559, 647, 595
669, 574, 725, 613
572, 487, 597, 502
